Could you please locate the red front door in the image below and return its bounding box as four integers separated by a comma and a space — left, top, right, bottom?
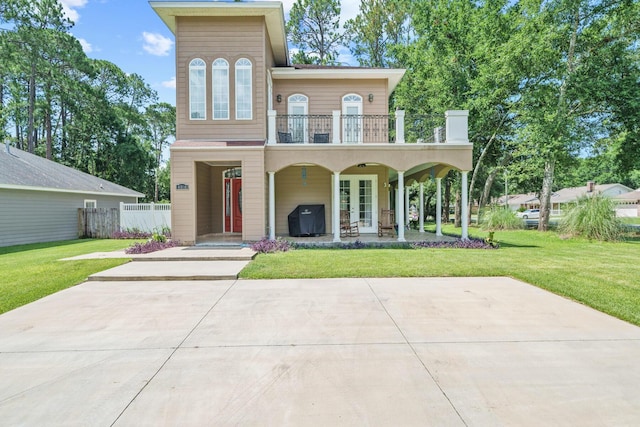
224, 178, 242, 233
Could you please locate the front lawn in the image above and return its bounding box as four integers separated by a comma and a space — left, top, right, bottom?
0, 239, 136, 314
240, 226, 640, 326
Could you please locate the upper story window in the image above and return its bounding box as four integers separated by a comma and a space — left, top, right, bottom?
235, 58, 252, 120
212, 59, 229, 120
189, 58, 206, 120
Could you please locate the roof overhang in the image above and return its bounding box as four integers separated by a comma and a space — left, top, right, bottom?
271, 68, 406, 93
150, 1, 289, 66
0, 183, 143, 198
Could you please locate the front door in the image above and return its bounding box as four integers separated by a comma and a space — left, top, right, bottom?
340, 175, 377, 233
224, 177, 242, 233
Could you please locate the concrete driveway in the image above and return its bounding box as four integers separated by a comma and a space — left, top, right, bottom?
1, 276, 639, 426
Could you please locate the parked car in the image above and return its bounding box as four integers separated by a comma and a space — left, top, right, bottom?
517, 209, 540, 219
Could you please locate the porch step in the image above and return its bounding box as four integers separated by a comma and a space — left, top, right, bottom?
88, 260, 250, 282
131, 247, 256, 262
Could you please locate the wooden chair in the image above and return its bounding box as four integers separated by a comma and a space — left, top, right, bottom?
340, 209, 359, 237
378, 209, 395, 237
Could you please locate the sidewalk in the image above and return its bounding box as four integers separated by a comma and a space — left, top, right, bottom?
1, 247, 640, 425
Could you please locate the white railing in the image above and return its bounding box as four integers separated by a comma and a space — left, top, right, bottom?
120, 202, 171, 232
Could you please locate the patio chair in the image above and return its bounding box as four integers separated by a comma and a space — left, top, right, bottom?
278, 131, 293, 143
378, 209, 395, 237
313, 133, 330, 143
340, 209, 359, 237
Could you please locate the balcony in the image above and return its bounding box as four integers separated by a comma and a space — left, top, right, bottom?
267, 110, 465, 145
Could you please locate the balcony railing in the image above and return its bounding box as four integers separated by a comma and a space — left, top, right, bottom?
267, 110, 463, 145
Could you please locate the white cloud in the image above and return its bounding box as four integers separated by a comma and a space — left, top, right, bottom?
162, 77, 176, 89
59, 0, 88, 23
142, 32, 174, 56
78, 37, 92, 53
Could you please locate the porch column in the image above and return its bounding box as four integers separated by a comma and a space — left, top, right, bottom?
395, 110, 405, 144
436, 177, 443, 237
268, 171, 276, 240
333, 171, 341, 242
419, 182, 424, 233
268, 110, 277, 145
405, 186, 410, 229
397, 171, 406, 242
332, 110, 341, 144
461, 171, 469, 240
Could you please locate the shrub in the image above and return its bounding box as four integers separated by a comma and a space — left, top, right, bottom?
112, 229, 152, 239
125, 239, 180, 254
481, 206, 524, 231
251, 237, 294, 254
559, 193, 624, 241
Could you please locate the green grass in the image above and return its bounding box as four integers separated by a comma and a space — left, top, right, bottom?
0, 239, 137, 314
240, 226, 640, 326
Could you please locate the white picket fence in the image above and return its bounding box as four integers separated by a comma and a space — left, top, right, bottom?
120, 202, 171, 232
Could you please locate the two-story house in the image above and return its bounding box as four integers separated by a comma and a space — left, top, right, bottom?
151, 1, 472, 245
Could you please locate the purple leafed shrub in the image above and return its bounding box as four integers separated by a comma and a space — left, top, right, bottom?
112, 230, 152, 239
125, 239, 180, 254
250, 237, 294, 254
412, 238, 498, 249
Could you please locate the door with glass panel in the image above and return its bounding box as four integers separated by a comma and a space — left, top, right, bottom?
340, 175, 377, 233
288, 94, 308, 143
342, 94, 363, 144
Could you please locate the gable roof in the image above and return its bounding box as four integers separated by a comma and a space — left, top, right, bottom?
0, 146, 144, 198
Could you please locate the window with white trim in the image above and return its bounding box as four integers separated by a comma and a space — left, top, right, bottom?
235, 58, 252, 120
189, 58, 206, 120
84, 199, 97, 208
212, 58, 229, 120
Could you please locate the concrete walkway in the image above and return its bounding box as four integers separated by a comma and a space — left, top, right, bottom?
1, 248, 640, 425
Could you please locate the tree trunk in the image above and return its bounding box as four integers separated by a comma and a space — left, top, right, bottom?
27, 63, 36, 153
538, 158, 555, 231
454, 190, 461, 227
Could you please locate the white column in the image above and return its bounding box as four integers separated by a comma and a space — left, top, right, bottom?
397, 171, 405, 242
436, 178, 443, 237
268, 110, 277, 145
268, 172, 275, 240
461, 171, 469, 240
405, 186, 410, 228
419, 182, 424, 233
395, 110, 405, 144
333, 172, 341, 242
332, 110, 341, 144
445, 110, 469, 144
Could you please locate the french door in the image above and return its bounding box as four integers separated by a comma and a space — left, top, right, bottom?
339, 175, 377, 233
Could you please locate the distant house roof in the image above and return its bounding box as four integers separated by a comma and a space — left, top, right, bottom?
612, 189, 640, 203
0, 146, 144, 198
504, 183, 633, 206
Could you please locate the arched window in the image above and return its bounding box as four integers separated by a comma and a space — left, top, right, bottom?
189, 59, 206, 120
342, 94, 363, 143
212, 59, 229, 120
235, 58, 252, 120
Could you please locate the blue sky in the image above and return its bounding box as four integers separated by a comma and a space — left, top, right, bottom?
64, 0, 361, 106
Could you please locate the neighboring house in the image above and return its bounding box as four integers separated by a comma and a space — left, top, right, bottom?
612, 189, 640, 217
501, 182, 634, 216
0, 145, 143, 247
151, 1, 473, 245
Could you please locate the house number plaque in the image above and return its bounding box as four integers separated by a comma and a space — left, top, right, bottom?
176, 184, 189, 190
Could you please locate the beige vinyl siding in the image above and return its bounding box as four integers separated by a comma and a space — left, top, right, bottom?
272, 79, 388, 117
196, 163, 213, 236
0, 189, 136, 247
170, 147, 266, 243
176, 16, 267, 141
275, 166, 332, 235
